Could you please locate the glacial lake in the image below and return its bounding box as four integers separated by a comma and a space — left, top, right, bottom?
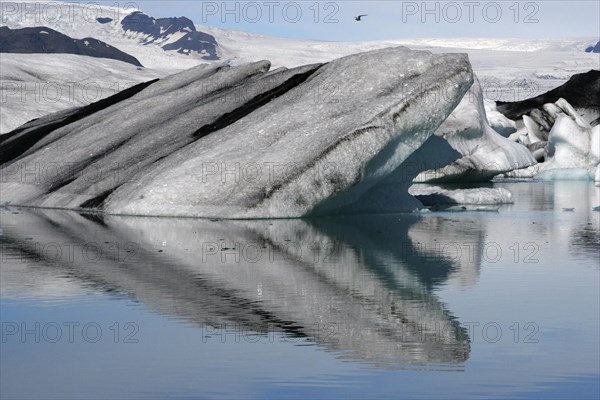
1, 181, 598, 399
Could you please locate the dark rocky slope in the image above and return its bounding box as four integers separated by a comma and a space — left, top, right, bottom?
0, 26, 143, 67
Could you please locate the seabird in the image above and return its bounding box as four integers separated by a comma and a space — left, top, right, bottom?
354, 15, 367, 21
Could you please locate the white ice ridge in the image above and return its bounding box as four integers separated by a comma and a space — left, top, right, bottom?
484, 99, 517, 137
505, 98, 600, 180
0, 47, 473, 218
414, 79, 536, 183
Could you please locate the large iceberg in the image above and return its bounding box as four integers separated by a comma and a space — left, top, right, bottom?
0, 47, 473, 218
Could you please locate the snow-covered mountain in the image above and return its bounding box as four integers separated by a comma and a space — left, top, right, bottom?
121, 11, 218, 60
2, 0, 598, 73
0, 25, 142, 66
0, 1, 211, 71
585, 40, 600, 53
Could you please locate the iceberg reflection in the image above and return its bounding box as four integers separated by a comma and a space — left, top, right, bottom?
0, 209, 481, 367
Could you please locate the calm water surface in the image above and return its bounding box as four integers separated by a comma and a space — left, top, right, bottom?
1, 181, 598, 399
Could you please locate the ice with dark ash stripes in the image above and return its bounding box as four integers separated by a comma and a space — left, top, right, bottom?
0, 47, 596, 218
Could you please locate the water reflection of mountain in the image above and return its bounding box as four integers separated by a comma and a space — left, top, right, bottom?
0, 208, 485, 368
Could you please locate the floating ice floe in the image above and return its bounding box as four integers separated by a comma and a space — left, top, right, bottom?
410, 186, 513, 205
409, 186, 512, 211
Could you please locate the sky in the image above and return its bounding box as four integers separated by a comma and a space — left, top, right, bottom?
86, 0, 600, 41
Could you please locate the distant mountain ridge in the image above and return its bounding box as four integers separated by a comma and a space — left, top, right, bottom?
0, 26, 143, 67
121, 11, 219, 60
496, 70, 600, 119
585, 40, 600, 53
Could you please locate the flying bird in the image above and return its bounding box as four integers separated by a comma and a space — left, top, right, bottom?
354, 15, 367, 21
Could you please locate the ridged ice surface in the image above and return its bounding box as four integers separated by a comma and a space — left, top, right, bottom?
484, 99, 517, 137
506, 98, 600, 181
414, 79, 536, 183
0, 47, 473, 218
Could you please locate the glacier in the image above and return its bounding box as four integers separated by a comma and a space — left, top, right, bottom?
0, 53, 159, 134
0, 47, 473, 218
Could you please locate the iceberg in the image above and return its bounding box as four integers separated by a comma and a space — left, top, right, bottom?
409, 185, 513, 211
484, 99, 517, 137
504, 98, 600, 180
0, 47, 473, 218
414, 79, 536, 183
